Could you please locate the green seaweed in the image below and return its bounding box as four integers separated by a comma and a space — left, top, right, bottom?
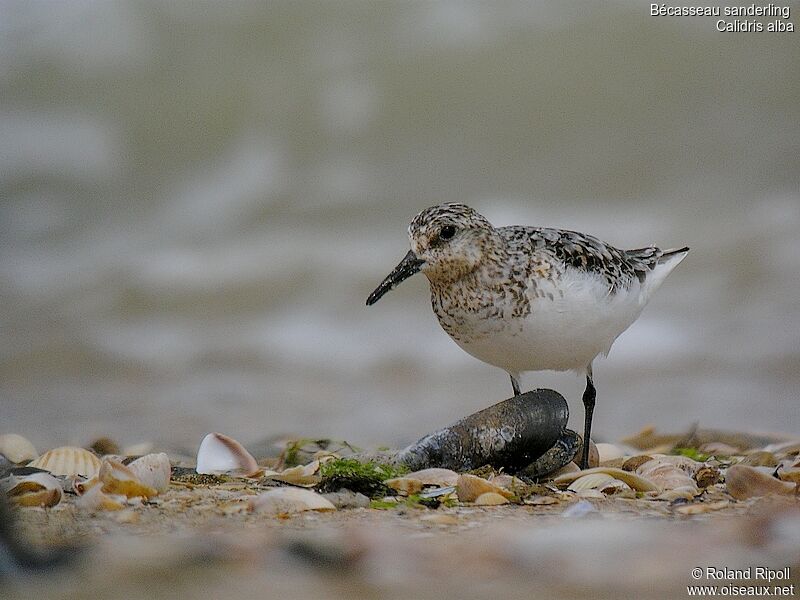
282, 438, 363, 467
318, 458, 408, 498
369, 499, 401, 510
369, 493, 457, 510
673, 447, 712, 462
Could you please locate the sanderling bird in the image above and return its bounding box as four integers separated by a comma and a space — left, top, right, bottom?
367, 203, 689, 469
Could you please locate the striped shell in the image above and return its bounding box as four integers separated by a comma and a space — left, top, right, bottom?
28, 446, 102, 478
567, 473, 630, 494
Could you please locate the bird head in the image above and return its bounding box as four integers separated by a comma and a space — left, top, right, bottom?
366, 203, 499, 305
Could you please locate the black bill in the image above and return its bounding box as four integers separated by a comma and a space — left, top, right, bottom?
366, 250, 425, 306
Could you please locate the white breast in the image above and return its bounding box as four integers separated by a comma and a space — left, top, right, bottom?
447, 268, 647, 375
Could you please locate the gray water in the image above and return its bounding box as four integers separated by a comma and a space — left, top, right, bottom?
1, 2, 799, 455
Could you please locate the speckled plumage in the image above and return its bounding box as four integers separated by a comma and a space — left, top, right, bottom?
368, 202, 689, 468
404, 203, 688, 376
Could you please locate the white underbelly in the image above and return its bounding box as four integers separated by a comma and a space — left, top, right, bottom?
445, 272, 646, 374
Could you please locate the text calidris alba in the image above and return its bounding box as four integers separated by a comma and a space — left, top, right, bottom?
367, 203, 689, 469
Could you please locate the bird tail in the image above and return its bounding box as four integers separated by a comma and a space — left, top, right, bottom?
645, 246, 689, 300
625, 246, 689, 303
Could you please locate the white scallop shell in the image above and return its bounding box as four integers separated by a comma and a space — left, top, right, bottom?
196, 433, 259, 476
28, 446, 102, 478
0, 434, 38, 464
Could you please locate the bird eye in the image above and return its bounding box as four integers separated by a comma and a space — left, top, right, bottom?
439, 225, 456, 240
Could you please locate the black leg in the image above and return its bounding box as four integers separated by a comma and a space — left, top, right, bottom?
580, 374, 596, 470
510, 374, 521, 396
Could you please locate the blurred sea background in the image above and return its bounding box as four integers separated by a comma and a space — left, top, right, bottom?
1, 1, 798, 454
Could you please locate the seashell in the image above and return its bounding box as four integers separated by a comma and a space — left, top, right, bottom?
474, 492, 510, 506
268, 460, 320, 487
596, 443, 625, 463
456, 474, 514, 503
5, 472, 62, 508
419, 486, 456, 499
726, 465, 796, 500
519, 429, 581, 479
776, 456, 800, 484
657, 486, 698, 502
575, 438, 600, 469
385, 477, 423, 496
99, 459, 157, 499
76, 484, 126, 511
648, 454, 704, 474
567, 473, 630, 494
0, 434, 38, 464
762, 440, 800, 456
196, 433, 260, 477
127, 453, 171, 493
636, 456, 700, 495
739, 451, 778, 467
248, 487, 336, 515
72, 475, 101, 496
554, 467, 660, 492
622, 455, 654, 472
699, 442, 741, 456
636, 458, 698, 494
28, 447, 101, 478
404, 468, 459, 487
